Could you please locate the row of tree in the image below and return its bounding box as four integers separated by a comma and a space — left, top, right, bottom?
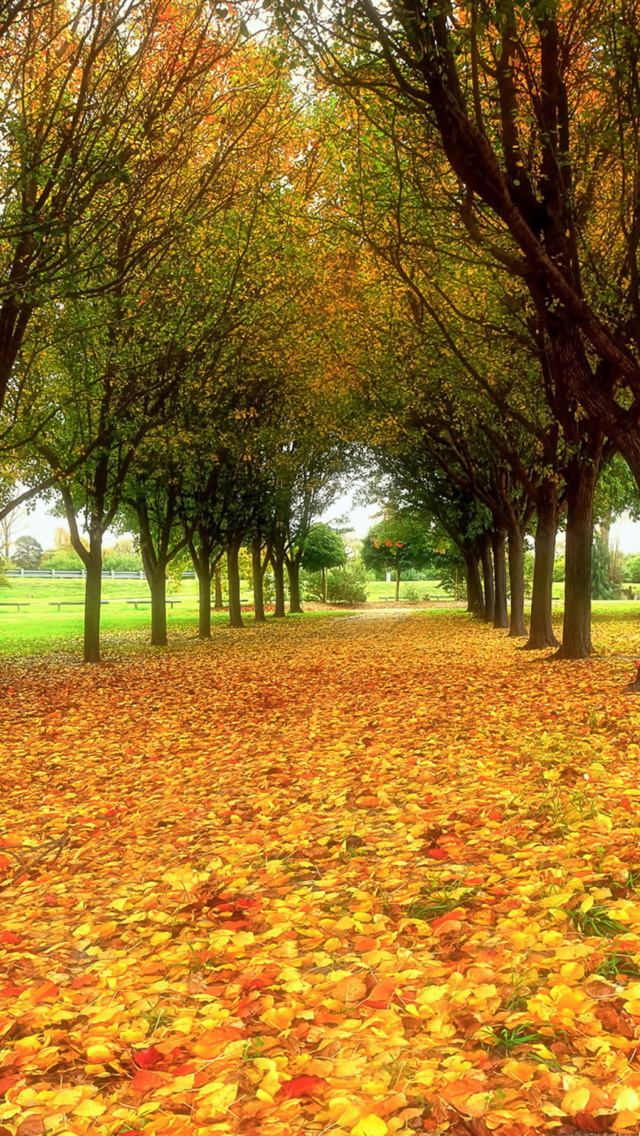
4, 0, 640, 668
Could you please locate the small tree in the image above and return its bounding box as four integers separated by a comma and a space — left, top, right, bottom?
12, 535, 43, 569
362, 516, 431, 601
301, 524, 347, 602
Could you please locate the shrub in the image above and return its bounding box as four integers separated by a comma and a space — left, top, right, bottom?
41, 544, 85, 569
327, 559, 368, 604
624, 554, 640, 583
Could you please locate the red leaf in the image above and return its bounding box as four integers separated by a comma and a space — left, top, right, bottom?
0, 931, 20, 944
572, 1113, 615, 1133
277, 1075, 329, 1100
619, 797, 634, 814
426, 848, 449, 861
131, 1068, 168, 1092
132, 1045, 163, 1069
16, 1118, 45, 1136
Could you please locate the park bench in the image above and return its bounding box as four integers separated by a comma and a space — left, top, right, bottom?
49, 600, 110, 612
0, 601, 30, 611
126, 598, 182, 609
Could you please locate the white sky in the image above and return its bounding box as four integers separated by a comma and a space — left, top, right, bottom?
11, 495, 640, 553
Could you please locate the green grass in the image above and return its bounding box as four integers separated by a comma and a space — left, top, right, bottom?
365, 579, 452, 602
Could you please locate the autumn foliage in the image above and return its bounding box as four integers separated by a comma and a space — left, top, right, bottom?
2, 614, 640, 1132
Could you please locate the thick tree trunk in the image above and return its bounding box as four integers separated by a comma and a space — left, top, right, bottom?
491, 530, 509, 629
554, 460, 598, 659
189, 535, 213, 639
252, 538, 266, 623
479, 533, 494, 623
84, 549, 103, 664
272, 550, 286, 618
463, 545, 484, 615
147, 568, 168, 646
227, 539, 244, 628
213, 567, 223, 610
198, 570, 212, 639
524, 490, 559, 650
507, 526, 527, 637
287, 558, 303, 614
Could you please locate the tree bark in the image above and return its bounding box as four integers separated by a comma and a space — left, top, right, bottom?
252, 537, 266, 623
463, 544, 484, 615
554, 458, 599, 659
227, 538, 244, 628
148, 568, 168, 646
198, 570, 212, 639
287, 558, 303, 614
479, 533, 494, 623
507, 526, 527, 637
524, 488, 559, 649
271, 549, 286, 618
83, 548, 103, 664
213, 567, 223, 610
491, 530, 509, 629
189, 533, 214, 640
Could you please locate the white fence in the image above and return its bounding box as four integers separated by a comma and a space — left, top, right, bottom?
6, 569, 196, 579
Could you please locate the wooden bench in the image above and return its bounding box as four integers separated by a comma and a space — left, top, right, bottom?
49, 601, 110, 611
126, 599, 182, 609
0, 601, 30, 611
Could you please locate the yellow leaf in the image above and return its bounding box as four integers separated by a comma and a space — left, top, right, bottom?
351, 1117, 388, 1136
561, 1086, 590, 1114
615, 1086, 640, 1111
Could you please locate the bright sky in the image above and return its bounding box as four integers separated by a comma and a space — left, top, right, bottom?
11, 495, 640, 553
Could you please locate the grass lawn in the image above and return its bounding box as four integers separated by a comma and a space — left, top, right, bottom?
3, 611, 640, 1134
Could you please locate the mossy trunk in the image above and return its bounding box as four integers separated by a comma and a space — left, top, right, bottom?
491, 530, 509, 629
227, 539, 244, 629
524, 490, 559, 649
507, 527, 527, 638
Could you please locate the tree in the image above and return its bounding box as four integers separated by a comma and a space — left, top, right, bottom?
11, 534, 42, 568
301, 524, 347, 602
362, 515, 431, 602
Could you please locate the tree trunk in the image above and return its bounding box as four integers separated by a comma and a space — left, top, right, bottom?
213, 566, 224, 609
272, 550, 286, 618
252, 537, 266, 623
148, 568, 168, 646
189, 534, 213, 640
491, 530, 509, 629
227, 539, 244, 628
395, 563, 400, 602
524, 489, 559, 649
507, 526, 527, 637
198, 570, 212, 639
463, 545, 484, 615
554, 459, 598, 659
84, 548, 103, 664
479, 533, 494, 623
287, 558, 303, 614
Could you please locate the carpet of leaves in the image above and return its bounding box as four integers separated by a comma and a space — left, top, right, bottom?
2, 612, 640, 1136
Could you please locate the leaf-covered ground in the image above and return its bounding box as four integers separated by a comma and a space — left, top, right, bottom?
3, 612, 640, 1136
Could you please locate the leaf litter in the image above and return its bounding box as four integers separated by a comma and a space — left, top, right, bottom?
1, 613, 640, 1135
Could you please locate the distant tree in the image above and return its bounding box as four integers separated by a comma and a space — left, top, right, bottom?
592, 536, 613, 601
302, 524, 346, 602
362, 515, 431, 601
12, 535, 43, 568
